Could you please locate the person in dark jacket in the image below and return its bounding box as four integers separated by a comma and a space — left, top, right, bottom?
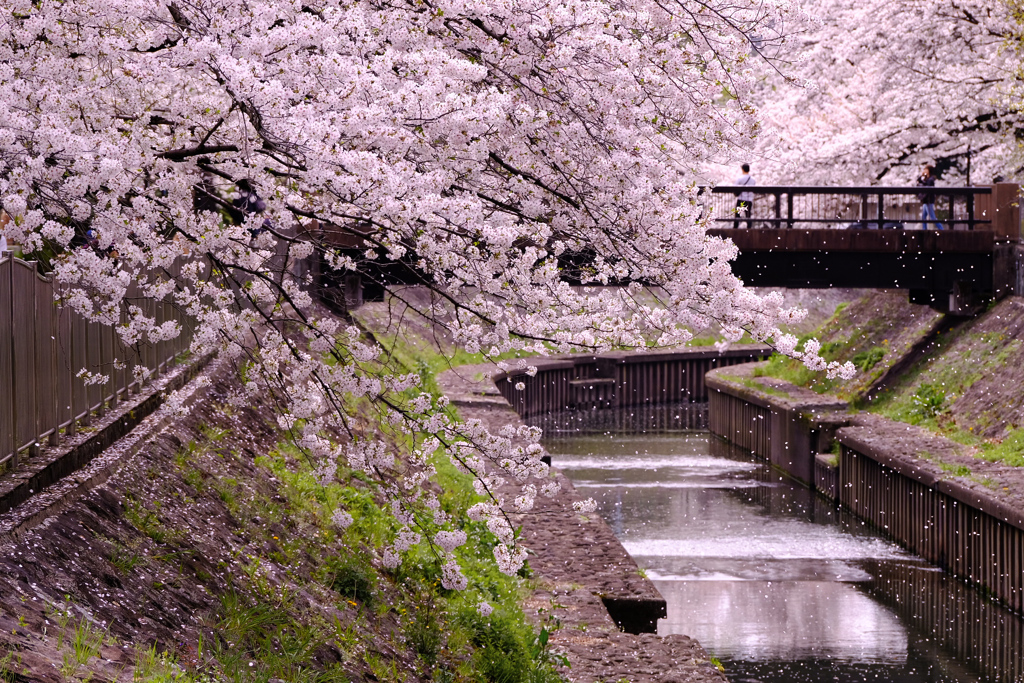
917, 165, 944, 230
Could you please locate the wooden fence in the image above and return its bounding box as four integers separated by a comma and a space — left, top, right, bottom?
494, 347, 770, 418
0, 254, 191, 469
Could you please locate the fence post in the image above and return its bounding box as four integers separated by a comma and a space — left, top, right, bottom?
59, 301, 78, 438
1, 256, 15, 467
992, 183, 1021, 242
48, 298, 60, 447
11, 259, 40, 464
32, 265, 59, 448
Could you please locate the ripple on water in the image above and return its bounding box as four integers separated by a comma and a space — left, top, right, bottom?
550, 454, 760, 473
545, 431, 1009, 683
622, 527, 912, 564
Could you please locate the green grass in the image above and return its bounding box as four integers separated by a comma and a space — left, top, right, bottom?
851, 346, 886, 373
978, 429, 1024, 467
753, 291, 952, 401
213, 590, 337, 683
751, 337, 850, 396
241, 433, 568, 683
124, 496, 172, 544
939, 462, 972, 477
867, 329, 1023, 447
323, 555, 377, 606
109, 539, 145, 575
720, 372, 791, 398
132, 644, 188, 682
36, 305, 572, 682
0, 651, 23, 683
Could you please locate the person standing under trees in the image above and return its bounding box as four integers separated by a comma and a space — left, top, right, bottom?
917, 165, 944, 230
733, 163, 756, 229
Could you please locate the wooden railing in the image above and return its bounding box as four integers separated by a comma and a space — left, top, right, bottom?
0, 254, 192, 469
702, 184, 1021, 239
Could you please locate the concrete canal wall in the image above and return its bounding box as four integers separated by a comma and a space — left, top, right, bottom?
495, 345, 1024, 616
493, 345, 768, 417
706, 364, 1024, 614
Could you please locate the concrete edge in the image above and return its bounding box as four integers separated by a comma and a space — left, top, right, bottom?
837, 428, 1024, 533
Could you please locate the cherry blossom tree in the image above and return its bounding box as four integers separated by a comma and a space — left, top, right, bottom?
0, 0, 851, 582
746, 0, 1022, 185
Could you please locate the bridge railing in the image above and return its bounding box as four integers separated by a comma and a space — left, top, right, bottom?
701, 184, 1020, 238
0, 253, 193, 470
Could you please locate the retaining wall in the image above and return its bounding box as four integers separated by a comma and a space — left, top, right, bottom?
863, 558, 1024, 683
839, 429, 1024, 613
705, 365, 847, 485
706, 366, 1024, 613
494, 346, 768, 418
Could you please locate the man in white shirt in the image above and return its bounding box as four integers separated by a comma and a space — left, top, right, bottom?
0, 210, 9, 253
732, 163, 756, 229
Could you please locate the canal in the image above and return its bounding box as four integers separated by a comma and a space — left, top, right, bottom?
533, 404, 1024, 683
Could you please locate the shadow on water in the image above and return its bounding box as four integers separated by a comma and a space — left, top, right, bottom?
531, 402, 1024, 683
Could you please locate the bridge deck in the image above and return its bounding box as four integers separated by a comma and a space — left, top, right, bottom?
707, 228, 995, 253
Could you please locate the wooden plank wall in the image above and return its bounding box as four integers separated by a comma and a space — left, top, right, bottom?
0, 256, 192, 469
707, 377, 1024, 615
494, 349, 769, 418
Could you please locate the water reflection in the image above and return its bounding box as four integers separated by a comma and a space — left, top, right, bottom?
530, 401, 708, 435
539, 411, 1024, 683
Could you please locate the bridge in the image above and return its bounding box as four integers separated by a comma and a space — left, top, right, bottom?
703, 183, 1022, 314
302, 183, 1023, 314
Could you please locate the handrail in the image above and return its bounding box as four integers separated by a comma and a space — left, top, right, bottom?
698, 184, 1015, 232
707, 185, 992, 195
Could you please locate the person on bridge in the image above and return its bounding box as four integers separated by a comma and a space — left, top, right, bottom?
732, 163, 756, 229
916, 165, 944, 230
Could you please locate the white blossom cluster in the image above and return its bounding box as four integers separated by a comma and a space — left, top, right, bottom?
748, 0, 1021, 183
572, 498, 598, 514
0, 0, 862, 587
434, 530, 468, 554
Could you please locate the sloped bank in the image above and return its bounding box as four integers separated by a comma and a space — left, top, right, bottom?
0, 354, 663, 683
706, 364, 1024, 614
438, 364, 728, 683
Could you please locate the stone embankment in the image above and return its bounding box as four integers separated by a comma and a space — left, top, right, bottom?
0, 354, 210, 525
439, 363, 728, 683
707, 362, 1024, 613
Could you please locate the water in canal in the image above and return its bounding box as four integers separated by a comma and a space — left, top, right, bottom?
533, 404, 1024, 683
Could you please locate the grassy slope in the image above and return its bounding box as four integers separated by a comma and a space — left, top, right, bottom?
866, 297, 1024, 465
757, 289, 1024, 468
754, 290, 943, 400
0, 339, 566, 682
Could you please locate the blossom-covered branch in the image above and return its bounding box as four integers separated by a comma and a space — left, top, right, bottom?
0, 0, 851, 583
